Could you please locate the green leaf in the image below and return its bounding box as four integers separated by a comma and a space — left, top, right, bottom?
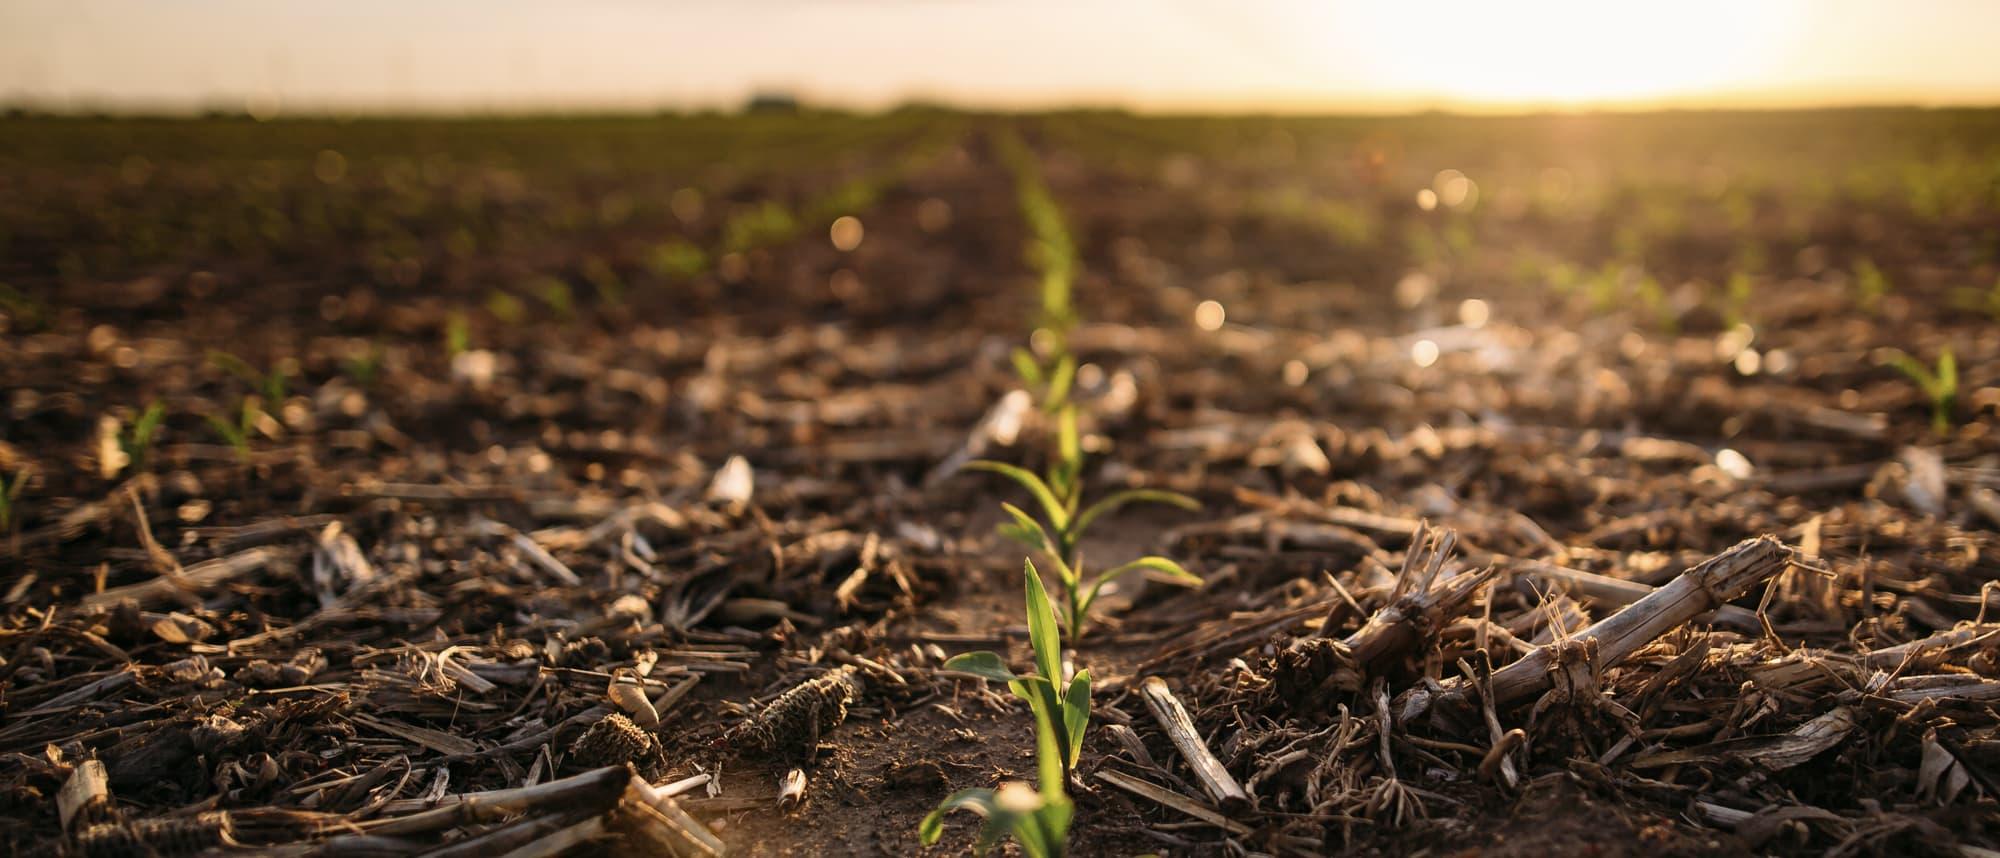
130, 400, 165, 443
1045, 458, 1079, 515
1045, 473, 1074, 522
263, 369, 288, 405
207, 350, 260, 386
1062, 669, 1092, 769
1017, 810, 1058, 858
1030, 796, 1073, 858
997, 502, 1056, 556
1056, 406, 1078, 458
1078, 574, 1110, 623
998, 522, 1044, 553
977, 812, 1022, 857
204, 412, 246, 449
1048, 406, 1080, 504
1080, 556, 1201, 621
1031, 689, 1068, 797
1113, 555, 1204, 587
1938, 347, 1957, 395
920, 787, 997, 846
1013, 674, 1071, 790
1884, 348, 1935, 387
1023, 559, 1063, 686
1011, 347, 1043, 387
1008, 674, 1055, 708
943, 651, 1018, 684
967, 460, 1069, 531
123, 400, 167, 468
1071, 489, 1200, 543
241, 397, 263, 434
445, 312, 471, 355
1045, 354, 1076, 409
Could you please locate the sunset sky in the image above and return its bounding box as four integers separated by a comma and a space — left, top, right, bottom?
5, 0, 1999, 114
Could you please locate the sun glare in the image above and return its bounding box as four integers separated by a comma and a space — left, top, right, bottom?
1346, 1, 1800, 107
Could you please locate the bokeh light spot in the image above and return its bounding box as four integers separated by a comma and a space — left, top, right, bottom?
1458, 298, 1491, 328
1412, 339, 1440, 367
1715, 448, 1754, 480
830, 216, 865, 251
1195, 300, 1226, 331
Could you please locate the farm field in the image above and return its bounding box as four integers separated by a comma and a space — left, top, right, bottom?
1, 109, 1999, 856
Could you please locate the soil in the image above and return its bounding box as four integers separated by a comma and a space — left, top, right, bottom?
0, 110, 1996, 857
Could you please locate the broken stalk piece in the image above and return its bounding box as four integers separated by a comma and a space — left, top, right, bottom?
1411, 535, 1796, 721
1344, 529, 1496, 673
1139, 676, 1251, 813
777, 768, 808, 811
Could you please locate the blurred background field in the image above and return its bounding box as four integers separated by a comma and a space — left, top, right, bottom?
4, 4, 2000, 857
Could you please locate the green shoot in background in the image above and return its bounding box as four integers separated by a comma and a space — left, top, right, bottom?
208, 350, 290, 406
205, 398, 263, 461
343, 342, 385, 388
0, 469, 26, 531
995, 127, 1078, 396
120, 400, 167, 473
205, 351, 291, 460
1853, 258, 1890, 313
445, 311, 471, 356
1885, 347, 1957, 437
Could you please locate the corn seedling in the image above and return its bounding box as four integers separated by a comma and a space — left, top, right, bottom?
922, 564, 1076, 857
485, 291, 527, 326
1885, 347, 1957, 436
530, 276, 576, 320
995, 129, 1077, 370
120, 400, 166, 473
342, 342, 384, 388
803, 177, 886, 226
0, 283, 46, 332
709, 137, 945, 263
1853, 258, 1889, 312
919, 745, 1070, 858
582, 257, 624, 307
1634, 270, 1677, 333
0, 469, 26, 532
722, 201, 798, 254
1721, 271, 1755, 328
983, 130, 1086, 446
980, 130, 1199, 633
969, 430, 1200, 634
205, 351, 290, 460
204, 396, 262, 460
1009, 349, 1076, 414
208, 350, 290, 406
444, 311, 471, 357
1583, 263, 1623, 314
647, 239, 708, 280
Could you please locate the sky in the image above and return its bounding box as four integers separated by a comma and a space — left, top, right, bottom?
4, 0, 2000, 114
